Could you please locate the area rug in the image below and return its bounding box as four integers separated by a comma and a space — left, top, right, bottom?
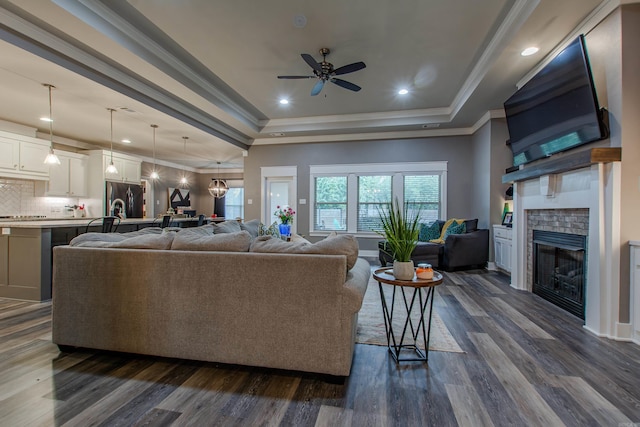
356, 277, 464, 353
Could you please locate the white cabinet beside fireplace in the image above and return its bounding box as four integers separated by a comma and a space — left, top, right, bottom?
493, 224, 512, 273
630, 241, 640, 344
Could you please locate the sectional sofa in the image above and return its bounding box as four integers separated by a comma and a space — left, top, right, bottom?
52, 224, 370, 376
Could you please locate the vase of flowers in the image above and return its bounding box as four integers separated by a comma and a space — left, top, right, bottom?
274, 205, 295, 236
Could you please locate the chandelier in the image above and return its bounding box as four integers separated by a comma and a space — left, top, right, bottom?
208, 162, 228, 198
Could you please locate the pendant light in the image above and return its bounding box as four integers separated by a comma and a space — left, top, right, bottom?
208, 161, 228, 198
179, 136, 188, 187
105, 108, 118, 174
42, 84, 61, 165
150, 124, 159, 179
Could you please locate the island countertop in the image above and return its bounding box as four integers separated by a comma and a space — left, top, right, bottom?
0, 216, 226, 229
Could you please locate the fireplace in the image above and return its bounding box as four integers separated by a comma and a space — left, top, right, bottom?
533, 230, 587, 319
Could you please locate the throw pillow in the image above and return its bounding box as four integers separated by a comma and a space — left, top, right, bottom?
171, 230, 251, 252
212, 220, 242, 234
419, 221, 441, 242
239, 219, 260, 238
258, 221, 281, 238
444, 221, 466, 239
429, 218, 464, 244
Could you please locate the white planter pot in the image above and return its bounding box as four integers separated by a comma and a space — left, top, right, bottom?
393, 260, 415, 280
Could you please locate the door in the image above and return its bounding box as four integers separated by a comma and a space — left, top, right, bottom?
262, 166, 297, 233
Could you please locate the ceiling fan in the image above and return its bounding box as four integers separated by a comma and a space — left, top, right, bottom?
277, 48, 366, 96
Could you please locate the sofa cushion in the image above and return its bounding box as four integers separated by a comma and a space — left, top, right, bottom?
70, 231, 176, 249
171, 230, 251, 252
419, 221, 441, 242
239, 219, 260, 238
212, 220, 242, 234
464, 219, 478, 233
250, 234, 359, 270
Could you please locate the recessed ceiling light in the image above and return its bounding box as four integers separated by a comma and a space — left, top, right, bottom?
521, 47, 539, 56
398, 89, 409, 95
121, 139, 131, 144
40, 117, 52, 122
279, 98, 289, 105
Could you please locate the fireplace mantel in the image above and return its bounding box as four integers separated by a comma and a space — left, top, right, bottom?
502, 147, 621, 184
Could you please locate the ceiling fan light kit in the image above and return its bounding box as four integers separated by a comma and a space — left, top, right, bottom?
278, 48, 366, 96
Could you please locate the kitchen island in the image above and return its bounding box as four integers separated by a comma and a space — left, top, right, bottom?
0, 216, 227, 301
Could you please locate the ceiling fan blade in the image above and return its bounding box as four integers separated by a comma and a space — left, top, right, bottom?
277, 75, 315, 79
311, 80, 325, 96
333, 61, 366, 75
301, 53, 322, 73
331, 78, 361, 92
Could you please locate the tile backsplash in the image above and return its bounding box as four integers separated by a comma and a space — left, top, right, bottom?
0, 178, 79, 217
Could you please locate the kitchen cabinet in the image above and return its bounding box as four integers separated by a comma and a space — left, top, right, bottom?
102, 152, 141, 184
41, 151, 88, 197
0, 228, 51, 301
0, 131, 50, 180
493, 224, 512, 273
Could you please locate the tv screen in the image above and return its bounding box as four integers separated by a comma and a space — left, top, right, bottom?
504, 35, 605, 167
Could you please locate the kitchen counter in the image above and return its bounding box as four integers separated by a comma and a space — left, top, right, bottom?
0, 216, 230, 301
0, 216, 227, 229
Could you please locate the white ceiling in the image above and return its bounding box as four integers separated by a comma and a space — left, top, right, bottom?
0, 0, 615, 171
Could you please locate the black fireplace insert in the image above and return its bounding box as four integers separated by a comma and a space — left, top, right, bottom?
533, 230, 587, 319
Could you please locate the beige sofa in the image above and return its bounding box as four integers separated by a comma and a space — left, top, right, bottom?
52, 228, 370, 377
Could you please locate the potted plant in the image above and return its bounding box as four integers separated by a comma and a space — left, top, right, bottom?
377, 198, 421, 280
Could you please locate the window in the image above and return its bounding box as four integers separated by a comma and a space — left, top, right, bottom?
404, 175, 441, 224
310, 162, 447, 236
224, 187, 244, 219
357, 175, 391, 232
314, 176, 347, 230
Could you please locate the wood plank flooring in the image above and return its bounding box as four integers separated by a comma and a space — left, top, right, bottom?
1, 269, 639, 426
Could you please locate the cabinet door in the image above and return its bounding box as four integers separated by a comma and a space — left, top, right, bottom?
0, 137, 19, 171
123, 159, 141, 183
495, 238, 505, 270
69, 156, 87, 196
19, 141, 50, 174
502, 239, 512, 272
47, 156, 71, 196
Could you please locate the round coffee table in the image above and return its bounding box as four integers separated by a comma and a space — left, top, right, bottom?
372, 267, 444, 363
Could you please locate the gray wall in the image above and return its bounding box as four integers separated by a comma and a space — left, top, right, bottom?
244, 135, 486, 251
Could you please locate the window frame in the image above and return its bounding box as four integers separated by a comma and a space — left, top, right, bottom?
309, 162, 447, 237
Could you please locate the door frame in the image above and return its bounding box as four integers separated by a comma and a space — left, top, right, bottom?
261, 166, 297, 230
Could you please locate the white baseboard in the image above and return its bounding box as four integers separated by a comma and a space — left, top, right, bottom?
615, 322, 632, 340
487, 262, 497, 271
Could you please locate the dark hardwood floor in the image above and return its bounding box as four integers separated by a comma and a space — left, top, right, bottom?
1, 269, 639, 426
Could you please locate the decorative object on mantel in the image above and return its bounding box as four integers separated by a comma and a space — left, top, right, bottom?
274, 205, 295, 237
105, 108, 118, 174
42, 83, 61, 165
376, 197, 421, 280
208, 161, 229, 198
150, 124, 159, 180
502, 212, 513, 227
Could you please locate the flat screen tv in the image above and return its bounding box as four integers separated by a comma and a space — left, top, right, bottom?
504, 35, 608, 167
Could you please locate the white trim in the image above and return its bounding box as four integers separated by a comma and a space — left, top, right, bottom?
359, 250, 379, 259
260, 166, 297, 225
310, 162, 447, 175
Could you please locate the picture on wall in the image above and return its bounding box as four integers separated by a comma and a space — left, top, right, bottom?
169, 188, 190, 209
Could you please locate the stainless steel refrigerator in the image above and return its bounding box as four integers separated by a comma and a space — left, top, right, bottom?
106, 181, 144, 218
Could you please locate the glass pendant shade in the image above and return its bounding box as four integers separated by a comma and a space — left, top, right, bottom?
42, 84, 60, 165
150, 124, 159, 179
106, 108, 118, 174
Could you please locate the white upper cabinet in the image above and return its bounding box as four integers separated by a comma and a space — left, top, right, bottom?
102, 153, 141, 184
44, 151, 88, 197
0, 131, 50, 180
